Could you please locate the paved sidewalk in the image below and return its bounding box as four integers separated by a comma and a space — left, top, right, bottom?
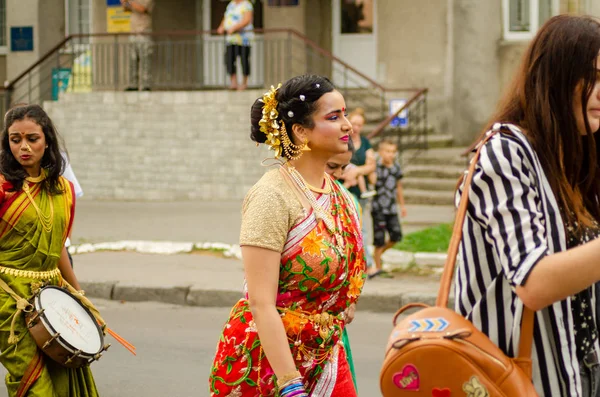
72, 200, 456, 244
74, 251, 452, 313
70, 200, 457, 312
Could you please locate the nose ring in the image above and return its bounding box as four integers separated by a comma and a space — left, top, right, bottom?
22, 143, 32, 152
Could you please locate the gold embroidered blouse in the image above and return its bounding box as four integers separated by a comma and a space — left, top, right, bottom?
239, 168, 306, 252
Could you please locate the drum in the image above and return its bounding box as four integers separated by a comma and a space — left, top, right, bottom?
25, 286, 110, 368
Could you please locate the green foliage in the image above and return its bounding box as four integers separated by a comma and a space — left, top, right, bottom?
394, 223, 453, 253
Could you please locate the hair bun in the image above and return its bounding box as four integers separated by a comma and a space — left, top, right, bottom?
250, 98, 268, 143
248, 75, 336, 154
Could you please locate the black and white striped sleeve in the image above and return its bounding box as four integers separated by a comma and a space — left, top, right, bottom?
467, 136, 548, 286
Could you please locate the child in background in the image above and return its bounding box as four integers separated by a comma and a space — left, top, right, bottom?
369, 138, 406, 278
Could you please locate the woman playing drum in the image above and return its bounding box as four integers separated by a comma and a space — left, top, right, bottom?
209, 75, 366, 396
0, 104, 98, 396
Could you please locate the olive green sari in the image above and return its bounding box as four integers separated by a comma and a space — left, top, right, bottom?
0, 172, 99, 397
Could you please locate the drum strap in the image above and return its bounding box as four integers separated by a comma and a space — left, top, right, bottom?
0, 277, 34, 345
15, 350, 44, 397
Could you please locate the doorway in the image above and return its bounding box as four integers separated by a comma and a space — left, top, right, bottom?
332, 0, 377, 87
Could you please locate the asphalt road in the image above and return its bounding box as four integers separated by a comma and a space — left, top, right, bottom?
0, 299, 395, 396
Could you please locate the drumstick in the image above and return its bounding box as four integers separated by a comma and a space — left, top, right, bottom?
105, 327, 137, 356
105, 327, 135, 350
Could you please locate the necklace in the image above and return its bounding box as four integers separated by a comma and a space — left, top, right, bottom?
285, 166, 345, 253
26, 172, 45, 184
23, 173, 54, 233
287, 166, 332, 194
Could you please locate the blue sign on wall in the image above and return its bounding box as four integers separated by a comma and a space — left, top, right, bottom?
389, 99, 409, 128
11, 27, 34, 52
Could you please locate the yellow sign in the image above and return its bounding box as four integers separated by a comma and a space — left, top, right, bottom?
70, 50, 92, 93
107, 6, 131, 33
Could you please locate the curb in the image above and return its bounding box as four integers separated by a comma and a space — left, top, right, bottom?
76, 240, 451, 313
80, 281, 452, 313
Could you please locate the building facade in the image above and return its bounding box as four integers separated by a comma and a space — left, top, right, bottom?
1, 0, 599, 143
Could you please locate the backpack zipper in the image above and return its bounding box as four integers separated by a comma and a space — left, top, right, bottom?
454, 338, 507, 370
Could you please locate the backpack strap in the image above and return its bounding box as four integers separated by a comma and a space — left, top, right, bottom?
435, 124, 535, 361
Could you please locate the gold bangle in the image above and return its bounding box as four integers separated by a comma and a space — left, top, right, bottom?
276, 370, 302, 389
278, 377, 303, 391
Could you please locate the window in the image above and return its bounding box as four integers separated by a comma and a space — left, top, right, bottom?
503, 0, 558, 41
66, 0, 91, 37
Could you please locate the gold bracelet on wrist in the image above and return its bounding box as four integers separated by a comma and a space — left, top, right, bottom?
276, 370, 302, 389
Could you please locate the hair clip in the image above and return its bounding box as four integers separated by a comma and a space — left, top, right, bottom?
315, 84, 320, 88
299, 95, 305, 101
287, 111, 294, 118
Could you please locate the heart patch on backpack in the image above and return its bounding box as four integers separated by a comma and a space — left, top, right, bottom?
392, 364, 420, 390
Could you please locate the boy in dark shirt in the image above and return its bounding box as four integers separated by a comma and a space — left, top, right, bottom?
369, 138, 406, 278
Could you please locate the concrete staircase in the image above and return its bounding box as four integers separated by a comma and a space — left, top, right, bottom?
401, 147, 469, 206
342, 88, 455, 152
343, 88, 466, 206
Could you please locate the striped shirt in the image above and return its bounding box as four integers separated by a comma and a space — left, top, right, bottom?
455, 123, 600, 396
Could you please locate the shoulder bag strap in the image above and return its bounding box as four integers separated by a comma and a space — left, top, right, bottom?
435, 126, 535, 361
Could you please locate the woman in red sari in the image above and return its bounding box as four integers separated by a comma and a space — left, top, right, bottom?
209, 75, 366, 396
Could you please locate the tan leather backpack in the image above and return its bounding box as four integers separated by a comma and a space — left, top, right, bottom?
380, 130, 539, 396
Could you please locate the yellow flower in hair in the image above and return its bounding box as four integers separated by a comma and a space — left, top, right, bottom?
259, 83, 283, 157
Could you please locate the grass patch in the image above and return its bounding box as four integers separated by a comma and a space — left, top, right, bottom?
394, 223, 453, 253
191, 246, 228, 253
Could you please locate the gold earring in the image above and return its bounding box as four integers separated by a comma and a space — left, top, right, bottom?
281, 124, 303, 160
301, 139, 311, 152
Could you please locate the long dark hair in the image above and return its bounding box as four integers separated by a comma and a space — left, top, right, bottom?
1, 104, 66, 194
250, 75, 336, 159
481, 15, 600, 230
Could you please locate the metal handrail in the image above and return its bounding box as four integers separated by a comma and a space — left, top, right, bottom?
1, 28, 429, 150
368, 88, 428, 139
5, 29, 428, 92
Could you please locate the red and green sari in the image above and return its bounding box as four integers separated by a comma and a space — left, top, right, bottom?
209, 176, 366, 396
0, 172, 99, 397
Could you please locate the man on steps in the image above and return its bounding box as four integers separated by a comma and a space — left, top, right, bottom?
122, 0, 154, 91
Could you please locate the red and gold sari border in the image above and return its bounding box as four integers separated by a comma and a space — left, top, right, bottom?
282, 192, 330, 259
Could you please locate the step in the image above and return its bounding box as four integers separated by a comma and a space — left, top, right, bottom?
418, 134, 454, 149
372, 134, 454, 150
402, 177, 459, 192
404, 147, 469, 167
403, 189, 456, 206
403, 164, 465, 179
